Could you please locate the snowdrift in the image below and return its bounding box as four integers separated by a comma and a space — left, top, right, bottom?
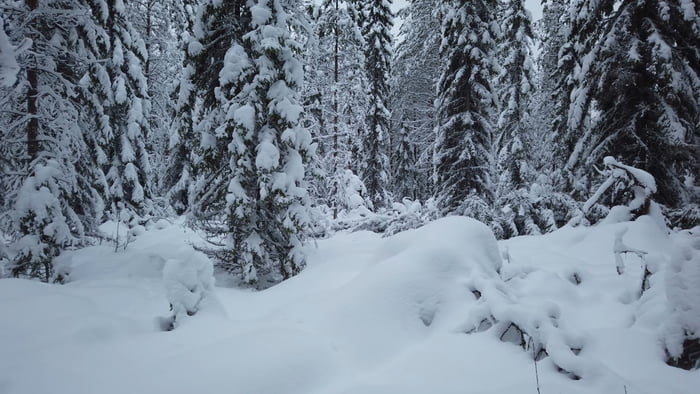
0, 216, 698, 394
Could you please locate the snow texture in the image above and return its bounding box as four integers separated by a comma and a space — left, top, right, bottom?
0, 216, 698, 394
0, 18, 19, 86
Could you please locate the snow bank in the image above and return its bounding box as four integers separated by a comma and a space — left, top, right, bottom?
662, 227, 700, 368
1, 216, 699, 394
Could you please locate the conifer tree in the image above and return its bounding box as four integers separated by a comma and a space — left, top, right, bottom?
83, 0, 153, 220
492, 0, 546, 236
433, 0, 499, 215
360, 0, 393, 209
191, 0, 314, 284
1, 0, 107, 281
303, 0, 369, 217
127, 0, 183, 188
553, 0, 699, 225
552, 0, 612, 199
589, 0, 699, 212
163, 0, 200, 214
390, 0, 441, 202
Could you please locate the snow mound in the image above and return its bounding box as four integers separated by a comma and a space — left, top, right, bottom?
162, 250, 216, 330
2, 216, 699, 394
663, 227, 700, 369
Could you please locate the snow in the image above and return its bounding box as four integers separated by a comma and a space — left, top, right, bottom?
0, 19, 19, 86
250, 3, 272, 27
0, 216, 698, 394
255, 138, 280, 170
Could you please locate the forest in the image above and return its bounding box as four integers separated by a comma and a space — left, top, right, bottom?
1, 0, 696, 283
0, 0, 699, 392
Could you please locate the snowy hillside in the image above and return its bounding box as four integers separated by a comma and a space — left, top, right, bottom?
1, 216, 697, 394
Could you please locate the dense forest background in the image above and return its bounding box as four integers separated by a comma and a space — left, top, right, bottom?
0, 0, 698, 284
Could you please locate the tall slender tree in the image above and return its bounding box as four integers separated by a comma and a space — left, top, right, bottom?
433, 0, 499, 215
303, 0, 368, 217
360, 0, 393, 209
163, 0, 200, 214
83, 0, 153, 220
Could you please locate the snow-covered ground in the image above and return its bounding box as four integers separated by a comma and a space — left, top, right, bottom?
0, 216, 698, 394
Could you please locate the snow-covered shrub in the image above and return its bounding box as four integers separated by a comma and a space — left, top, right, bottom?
667, 204, 700, 230
581, 157, 658, 224
162, 253, 215, 331
383, 198, 439, 236
330, 198, 439, 236
662, 227, 700, 370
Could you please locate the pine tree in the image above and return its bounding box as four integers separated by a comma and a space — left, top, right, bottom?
433, 0, 499, 215
360, 0, 393, 209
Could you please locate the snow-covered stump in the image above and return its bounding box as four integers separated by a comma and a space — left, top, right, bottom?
662, 227, 700, 370
161, 254, 215, 331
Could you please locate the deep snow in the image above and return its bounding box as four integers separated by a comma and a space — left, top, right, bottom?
0, 216, 698, 394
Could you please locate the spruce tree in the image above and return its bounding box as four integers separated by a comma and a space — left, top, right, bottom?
493, 0, 542, 236
360, 0, 393, 209
191, 0, 314, 284
590, 0, 699, 212
83, 0, 153, 221
1, 0, 106, 281
0, 16, 19, 86
164, 0, 200, 214
553, 0, 613, 199
433, 0, 499, 215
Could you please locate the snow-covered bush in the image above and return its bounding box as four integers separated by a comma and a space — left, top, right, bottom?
662, 227, 700, 370
161, 253, 215, 331
581, 157, 658, 224
383, 198, 439, 236
330, 198, 439, 236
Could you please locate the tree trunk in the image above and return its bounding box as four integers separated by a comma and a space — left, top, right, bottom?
26, 0, 39, 161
